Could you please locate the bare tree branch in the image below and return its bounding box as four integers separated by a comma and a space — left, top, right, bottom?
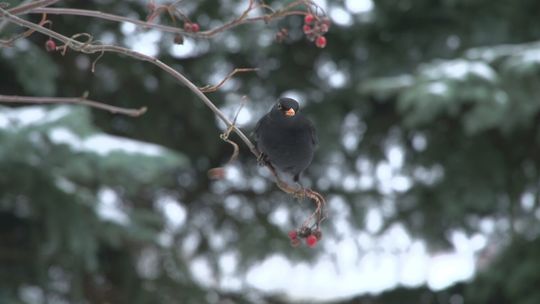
1, 13, 49, 46
0, 1, 327, 236
19, 1, 321, 39
0, 95, 147, 117
29, 7, 188, 36
0, 0, 31, 33
7, 0, 59, 15
0, 6, 257, 154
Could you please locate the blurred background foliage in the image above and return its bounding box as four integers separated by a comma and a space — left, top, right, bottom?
2, 0, 540, 303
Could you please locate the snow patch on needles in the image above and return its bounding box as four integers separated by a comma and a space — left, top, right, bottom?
427, 82, 449, 95
49, 127, 165, 156
521, 49, 540, 63
97, 188, 130, 225
0, 106, 71, 129
422, 59, 497, 82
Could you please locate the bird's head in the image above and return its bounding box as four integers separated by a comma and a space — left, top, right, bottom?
275, 97, 299, 117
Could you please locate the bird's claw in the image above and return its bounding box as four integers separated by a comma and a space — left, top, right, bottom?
257, 153, 270, 167
293, 182, 306, 199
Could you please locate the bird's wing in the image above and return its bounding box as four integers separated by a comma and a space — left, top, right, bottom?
309, 119, 318, 146
252, 114, 267, 141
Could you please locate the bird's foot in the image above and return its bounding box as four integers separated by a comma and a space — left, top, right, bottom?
293, 182, 306, 199
257, 153, 271, 167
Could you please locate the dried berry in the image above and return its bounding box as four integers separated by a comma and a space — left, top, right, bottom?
173, 34, 184, 45
299, 226, 312, 238
275, 28, 288, 43
288, 230, 298, 240
291, 238, 301, 247
320, 23, 329, 33
322, 18, 331, 28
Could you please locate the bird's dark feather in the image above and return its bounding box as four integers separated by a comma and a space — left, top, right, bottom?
253, 98, 317, 182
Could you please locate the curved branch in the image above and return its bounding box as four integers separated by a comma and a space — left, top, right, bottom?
0, 6, 257, 154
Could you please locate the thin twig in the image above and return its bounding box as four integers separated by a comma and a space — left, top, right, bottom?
266, 160, 327, 229
7, 0, 59, 15
1, 13, 50, 47
20, 1, 318, 39
219, 96, 248, 165
199, 68, 258, 93
198, 0, 317, 38
0, 6, 258, 154
0, 94, 147, 117
0, 0, 30, 33
29, 7, 188, 36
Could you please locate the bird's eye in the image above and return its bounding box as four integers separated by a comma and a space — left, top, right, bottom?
277, 104, 282, 110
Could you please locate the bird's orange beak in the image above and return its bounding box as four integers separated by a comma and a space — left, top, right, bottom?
285, 108, 296, 116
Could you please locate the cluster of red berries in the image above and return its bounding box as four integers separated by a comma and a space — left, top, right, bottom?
288, 227, 322, 248
302, 14, 329, 48
184, 22, 200, 33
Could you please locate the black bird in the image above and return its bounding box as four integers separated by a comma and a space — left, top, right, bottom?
254, 97, 318, 183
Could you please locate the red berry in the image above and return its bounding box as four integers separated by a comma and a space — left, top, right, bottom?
315, 36, 327, 48
184, 22, 192, 32
303, 25, 312, 34
191, 23, 200, 32
304, 14, 315, 24
288, 230, 298, 240
45, 39, 56, 52
306, 235, 318, 248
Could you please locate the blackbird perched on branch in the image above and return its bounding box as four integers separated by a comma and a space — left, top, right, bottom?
254, 97, 318, 183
